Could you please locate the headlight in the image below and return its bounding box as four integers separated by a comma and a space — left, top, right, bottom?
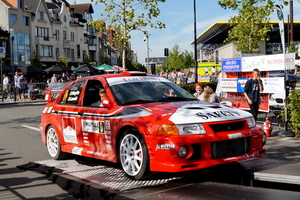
176, 124, 206, 135
158, 124, 206, 135
246, 117, 256, 128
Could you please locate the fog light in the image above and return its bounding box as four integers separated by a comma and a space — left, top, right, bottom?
178, 146, 188, 158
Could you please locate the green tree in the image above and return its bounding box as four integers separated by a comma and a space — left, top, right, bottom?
162, 44, 194, 72
218, 0, 288, 53
83, 55, 92, 67
57, 56, 69, 68
29, 51, 44, 68
288, 41, 296, 53
89, 0, 166, 70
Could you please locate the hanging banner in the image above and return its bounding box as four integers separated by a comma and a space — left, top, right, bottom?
275, 4, 285, 54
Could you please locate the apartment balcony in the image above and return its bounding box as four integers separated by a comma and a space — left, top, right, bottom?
35, 36, 51, 44
89, 44, 97, 51
63, 39, 71, 47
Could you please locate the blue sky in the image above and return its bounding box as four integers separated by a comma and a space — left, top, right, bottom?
76, 0, 300, 64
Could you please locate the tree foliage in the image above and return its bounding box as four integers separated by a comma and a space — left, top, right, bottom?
89, 0, 166, 70
57, 56, 69, 68
288, 41, 296, 53
218, 0, 288, 53
161, 44, 194, 71
29, 51, 44, 69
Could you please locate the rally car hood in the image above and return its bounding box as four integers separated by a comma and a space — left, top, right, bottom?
137, 101, 253, 124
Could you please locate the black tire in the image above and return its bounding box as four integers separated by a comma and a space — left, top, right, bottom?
119, 128, 153, 180
46, 125, 68, 160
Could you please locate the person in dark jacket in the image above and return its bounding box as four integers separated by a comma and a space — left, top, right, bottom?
244, 68, 264, 122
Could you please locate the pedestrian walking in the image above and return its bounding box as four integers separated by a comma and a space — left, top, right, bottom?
244, 68, 264, 122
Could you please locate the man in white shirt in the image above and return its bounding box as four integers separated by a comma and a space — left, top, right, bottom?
2, 73, 10, 99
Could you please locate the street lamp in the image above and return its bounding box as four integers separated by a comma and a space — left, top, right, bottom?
193, 0, 198, 82
144, 31, 150, 73
10, 28, 16, 102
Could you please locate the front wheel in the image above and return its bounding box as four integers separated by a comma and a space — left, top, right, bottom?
46, 125, 68, 160
119, 129, 152, 180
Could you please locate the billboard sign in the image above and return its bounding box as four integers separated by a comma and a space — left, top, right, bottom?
221, 58, 242, 72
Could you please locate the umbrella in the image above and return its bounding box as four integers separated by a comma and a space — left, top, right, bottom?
113, 65, 124, 71
95, 64, 116, 71
1, 65, 13, 73
17, 65, 45, 75
44, 65, 70, 74
72, 65, 100, 73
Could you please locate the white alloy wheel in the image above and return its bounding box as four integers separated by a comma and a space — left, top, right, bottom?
46, 126, 67, 160
119, 130, 149, 179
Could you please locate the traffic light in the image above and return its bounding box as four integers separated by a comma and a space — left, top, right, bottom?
164, 48, 169, 57
150, 63, 156, 74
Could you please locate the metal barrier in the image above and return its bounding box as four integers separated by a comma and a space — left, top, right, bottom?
1, 82, 47, 102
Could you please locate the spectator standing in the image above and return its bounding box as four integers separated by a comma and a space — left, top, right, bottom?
244, 68, 264, 122
50, 73, 58, 83
17, 74, 27, 100
199, 85, 220, 103
211, 66, 216, 75
193, 82, 203, 99
204, 67, 208, 75
27, 79, 34, 100
2, 73, 11, 99
160, 70, 166, 78
170, 70, 177, 83
179, 69, 186, 84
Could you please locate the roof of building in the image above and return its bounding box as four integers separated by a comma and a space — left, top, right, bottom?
71, 3, 94, 16
1, 0, 14, 7
192, 21, 300, 46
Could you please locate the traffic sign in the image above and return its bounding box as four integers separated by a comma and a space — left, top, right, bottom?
0, 47, 5, 58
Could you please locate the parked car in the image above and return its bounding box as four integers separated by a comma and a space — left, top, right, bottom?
40, 71, 266, 180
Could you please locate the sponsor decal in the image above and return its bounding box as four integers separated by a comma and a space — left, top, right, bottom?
105, 135, 111, 139
82, 119, 105, 134
87, 151, 108, 157
62, 117, 78, 144
69, 91, 80, 96
67, 96, 78, 101
196, 110, 241, 120
72, 147, 83, 155
106, 140, 112, 144
106, 144, 113, 151
105, 120, 110, 130
156, 144, 175, 150
228, 133, 243, 139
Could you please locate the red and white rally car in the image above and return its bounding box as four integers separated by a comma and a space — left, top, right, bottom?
40, 71, 266, 180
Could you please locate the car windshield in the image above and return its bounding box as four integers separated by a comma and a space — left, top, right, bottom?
107, 76, 197, 105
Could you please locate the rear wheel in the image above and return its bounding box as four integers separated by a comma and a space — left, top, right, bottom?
119, 128, 152, 180
46, 125, 68, 160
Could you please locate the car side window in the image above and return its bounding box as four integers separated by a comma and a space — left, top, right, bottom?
83, 80, 105, 107
60, 81, 85, 105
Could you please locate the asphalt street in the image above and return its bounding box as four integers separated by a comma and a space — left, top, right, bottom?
0, 101, 76, 200
0, 100, 300, 200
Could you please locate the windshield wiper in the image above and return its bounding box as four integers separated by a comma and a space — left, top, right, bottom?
157, 96, 197, 102
122, 99, 155, 105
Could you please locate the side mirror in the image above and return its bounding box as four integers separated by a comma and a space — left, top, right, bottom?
102, 97, 112, 108
44, 89, 53, 102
